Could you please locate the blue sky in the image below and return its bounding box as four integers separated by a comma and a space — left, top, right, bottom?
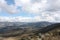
0, 0, 30, 17
0, 0, 37, 17
5, 0, 15, 5
0, 0, 60, 22
0, 9, 35, 17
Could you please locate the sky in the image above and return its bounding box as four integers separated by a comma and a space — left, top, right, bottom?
0, 0, 60, 22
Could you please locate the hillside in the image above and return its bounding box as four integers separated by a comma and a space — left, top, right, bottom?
0, 21, 53, 37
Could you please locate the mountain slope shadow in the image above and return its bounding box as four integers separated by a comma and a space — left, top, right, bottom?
36, 23, 60, 34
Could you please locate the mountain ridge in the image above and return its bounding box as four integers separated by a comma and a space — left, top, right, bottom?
0, 21, 54, 37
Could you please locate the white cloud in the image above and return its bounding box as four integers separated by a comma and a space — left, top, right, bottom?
15, 0, 31, 6
49, 0, 60, 10
0, 0, 60, 22
0, 0, 20, 14
0, 16, 40, 22
0, 16, 56, 22
21, 0, 47, 14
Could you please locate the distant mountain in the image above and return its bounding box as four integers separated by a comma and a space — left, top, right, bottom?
0, 22, 27, 28
38, 23, 60, 33
0, 21, 54, 37
20, 21, 53, 27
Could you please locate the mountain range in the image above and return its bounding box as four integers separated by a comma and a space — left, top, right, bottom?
0, 21, 55, 37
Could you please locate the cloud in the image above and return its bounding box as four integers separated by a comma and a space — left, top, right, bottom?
0, 16, 56, 22
0, 16, 37, 22
0, 0, 60, 22
15, 0, 47, 14
0, 0, 19, 14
